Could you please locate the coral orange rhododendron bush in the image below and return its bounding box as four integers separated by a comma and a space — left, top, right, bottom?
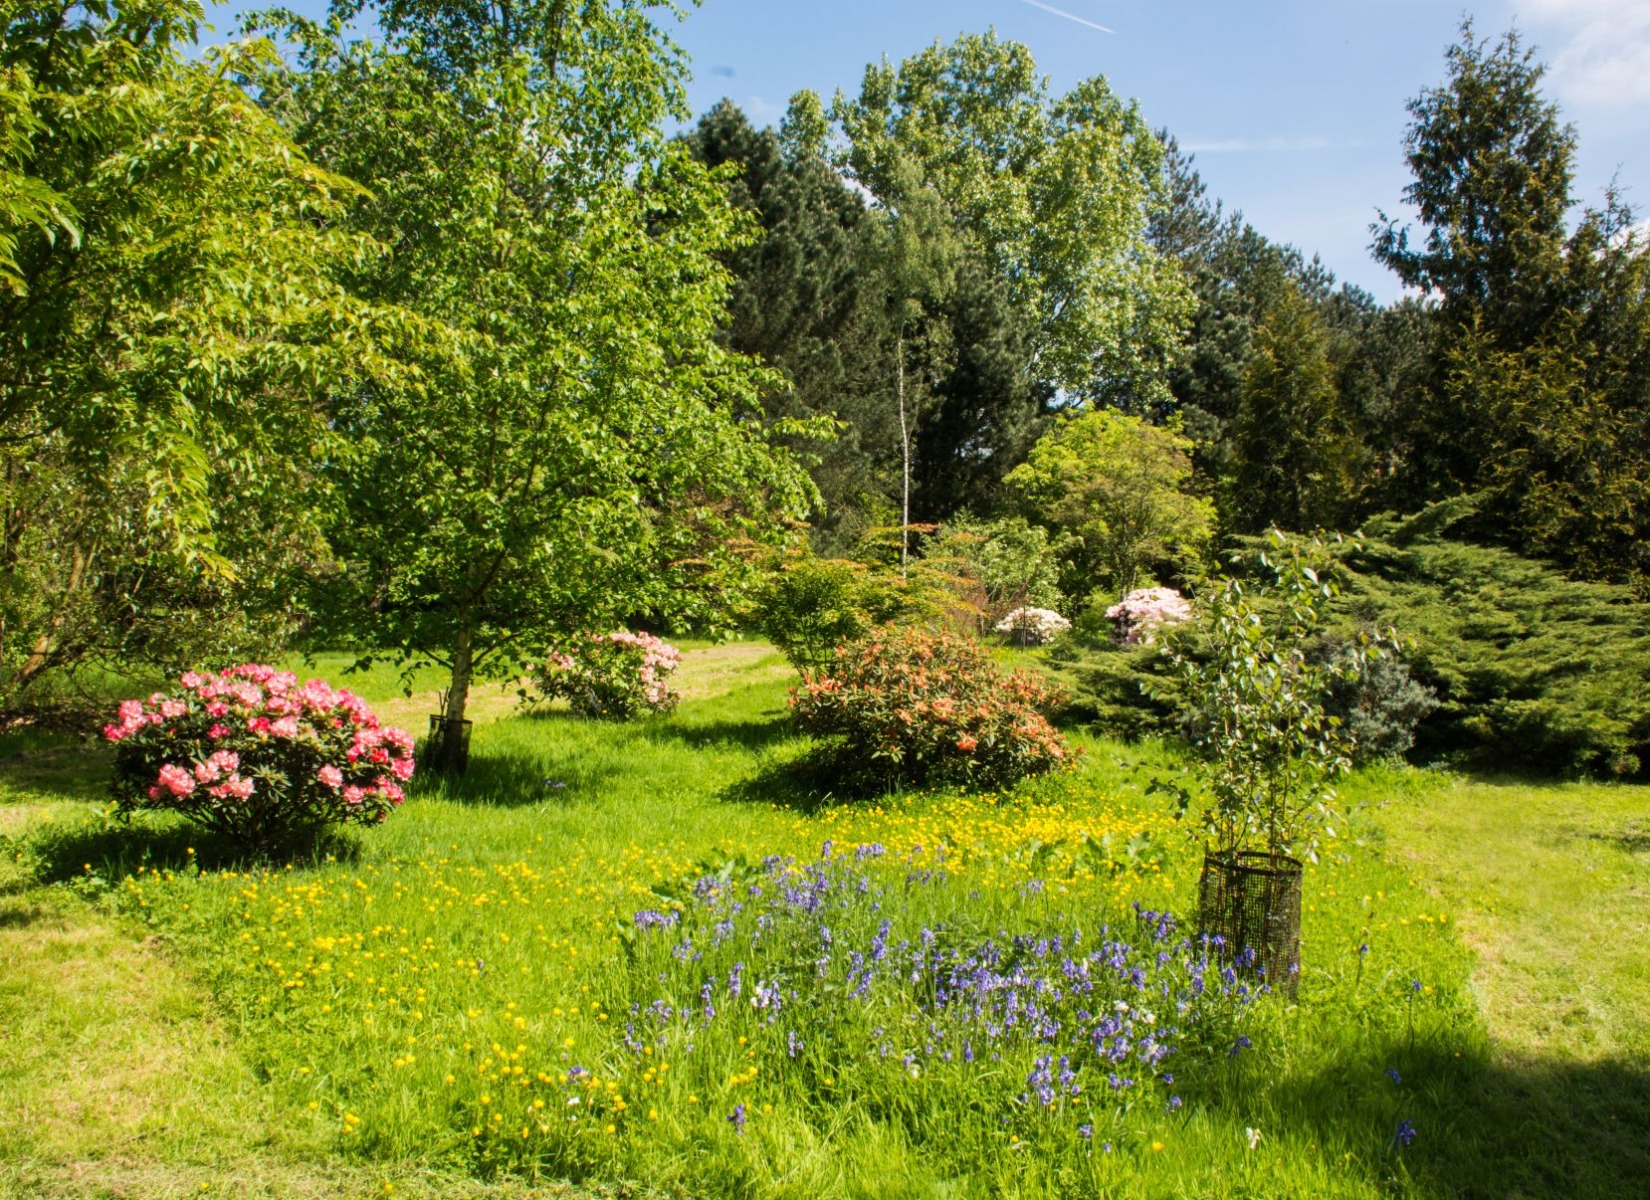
791, 628, 1072, 792
105, 664, 414, 849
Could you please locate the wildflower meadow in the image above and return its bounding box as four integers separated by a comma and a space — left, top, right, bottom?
8, 647, 1599, 1200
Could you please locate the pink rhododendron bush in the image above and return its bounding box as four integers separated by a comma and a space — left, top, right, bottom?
531, 631, 682, 720
105, 665, 414, 851
1106, 586, 1193, 645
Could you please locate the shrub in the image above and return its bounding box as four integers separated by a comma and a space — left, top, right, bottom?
1045, 641, 1183, 740
789, 627, 1072, 793
1006, 408, 1214, 597
531, 631, 681, 719
1106, 587, 1192, 645
923, 515, 1066, 623
105, 664, 414, 851
1318, 636, 1438, 763
994, 606, 1071, 646
1171, 548, 1371, 860
757, 555, 954, 672
1254, 509, 1650, 776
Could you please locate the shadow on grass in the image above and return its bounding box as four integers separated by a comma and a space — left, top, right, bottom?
411, 746, 625, 808
0, 900, 46, 929
1257, 1039, 1650, 1200
15, 815, 363, 884
653, 716, 797, 754
0, 730, 107, 800
1585, 823, 1650, 855
718, 747, 912, 816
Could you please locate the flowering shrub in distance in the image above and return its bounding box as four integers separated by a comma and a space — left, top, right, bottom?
105, 665, 414, 851
532, 631, 682, 720
789, 628, 1072, 793
995, 606, 1072, 646
1106, 587, 1193, 646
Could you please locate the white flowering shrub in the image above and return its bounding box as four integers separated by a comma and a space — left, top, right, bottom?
1106, 587, 1192, 646
993, 606, 1071, 646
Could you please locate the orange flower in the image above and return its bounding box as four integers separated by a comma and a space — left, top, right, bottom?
956, 735, 978, 752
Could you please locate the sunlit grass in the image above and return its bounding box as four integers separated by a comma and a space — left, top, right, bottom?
1, 646, 1643, 1197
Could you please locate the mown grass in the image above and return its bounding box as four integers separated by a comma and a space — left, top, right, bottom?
0, 645, 1644, 1198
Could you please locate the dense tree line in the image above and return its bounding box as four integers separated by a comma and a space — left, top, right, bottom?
2, 5, 1645, 777
690, 21, 1647, 594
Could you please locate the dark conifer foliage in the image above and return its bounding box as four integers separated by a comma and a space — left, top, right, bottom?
683, 100, 899, 548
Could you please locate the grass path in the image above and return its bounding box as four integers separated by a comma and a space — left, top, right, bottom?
1371, 777, 1650, 1196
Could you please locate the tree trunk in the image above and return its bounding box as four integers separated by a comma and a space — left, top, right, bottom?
897, 326, 911, 578
15, 540, 89, 690
432, 626, 476, 773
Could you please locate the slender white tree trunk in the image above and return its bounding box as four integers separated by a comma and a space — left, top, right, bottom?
897, 326, 910, 579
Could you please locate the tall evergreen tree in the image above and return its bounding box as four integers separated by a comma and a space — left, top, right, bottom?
1371, 21, 1576, 502
1373, 22, 1650, 588
682, 100, 898, 549
1224, 282, 1366, 534
1146, 136, 1390, 530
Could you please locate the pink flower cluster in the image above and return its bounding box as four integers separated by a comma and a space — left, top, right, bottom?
1106, 587, 1193, 646
105, 664, 416, 846
599, 631, 682, 709
535, 631, 683, 719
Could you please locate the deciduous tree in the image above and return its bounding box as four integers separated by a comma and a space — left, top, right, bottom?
255, 1, 813, 765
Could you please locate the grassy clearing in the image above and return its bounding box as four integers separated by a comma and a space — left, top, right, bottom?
0, 645, 1643, 1198
1363, 775, 1650, 1196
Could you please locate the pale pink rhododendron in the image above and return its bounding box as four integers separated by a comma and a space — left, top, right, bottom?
1106, 587, 1193, 645
533, 631, 682, 719
106, 665, 415, 850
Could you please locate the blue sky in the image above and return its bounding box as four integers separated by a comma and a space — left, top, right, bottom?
209, 1, 1648, 302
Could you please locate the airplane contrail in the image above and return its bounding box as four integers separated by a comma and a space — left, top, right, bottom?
1020, 0, 1114, 33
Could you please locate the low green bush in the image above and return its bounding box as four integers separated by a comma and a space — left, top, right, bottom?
1045, 641, 1182, 740
756, 554, 957, 672
789, 627, 1072, 793
1059, 505, 1650, 776
1318, 511, 1650, 776
1318, 635, 1438, 763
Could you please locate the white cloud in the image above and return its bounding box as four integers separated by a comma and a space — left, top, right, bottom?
743, 94, 785, 124
1516, 0, 1650, 108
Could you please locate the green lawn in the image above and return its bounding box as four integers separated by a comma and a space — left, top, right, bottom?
1, 646, 1645, 1198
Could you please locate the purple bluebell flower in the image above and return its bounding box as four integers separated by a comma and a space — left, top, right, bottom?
729, 1103, 746, 1133
1394, 1119, 1416, 1148
1385, 1067, 1402, 1085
